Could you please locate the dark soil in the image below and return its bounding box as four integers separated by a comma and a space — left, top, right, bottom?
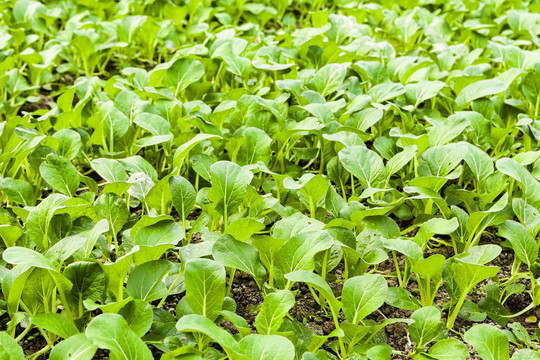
18, 94, 53, 114
230, 270, 263, 331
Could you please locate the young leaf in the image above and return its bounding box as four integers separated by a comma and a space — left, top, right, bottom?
126, 260, 171, 303
212, 235, 266, 288
39, 154, 80, 197
342, 274, 388, 324
30, 313, 79, 339
239, 334, 295, 360
409, 306, 445, 348
456, 79, 507, 106
184, 258, 226, 320
464, 324, 509, 360
0, 178, 36, 206
91, 158, 128, 183
86, 313, 153, 360
338, 146, 386, 188
0, 331, 24, 360
498, 220, 538, 267
255, 290, 295, 335
170, 175, 197, 221
208, 161, 253, 222
49, 334, 97, 360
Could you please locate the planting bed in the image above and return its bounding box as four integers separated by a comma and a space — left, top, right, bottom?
1, 0, 540, 359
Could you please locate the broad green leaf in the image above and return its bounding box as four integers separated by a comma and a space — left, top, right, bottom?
338, 146, 386, 188
385, 146, 417, 179
238, 127, 273, 166
456, 79, 507, 106
308, 63, 350, 97
49, 334, 97, 360
208, 161, 254, 219
239, 335, 295, 360
342, 274, 388, 324
463, 143, 494, 187
40, 154, 79, 197
498, 220, 537, 267
0, 331, 24, 360
173, 134, 220, 170
170, 175, 196, 221
95, 193, 129, 241
184, 258, 226, 320
0, 178, 36, 206
53, 129, 81, 160
405, 80, 445, 108
86, 314, 153, 360
212, 235, 266, 287
255, 290, 295, 335
126, 260, 171, 302
284, 271, 342, 313
368, 82, 406, 103
91, 158, 128, 183
409, 306, 445, 347
274, 231, 333, 288
176, 314, 240, 356
30, 313, 79, 339
3, 247, 56, 270
385, 287, 421, 311
164, 58, 204, 96
464, 325, 509, 360
64, 261, 104, 310
423, 338, 469, 359
496, 158, 540, 208
118, 299, 153, 337
428, 114, 469, 147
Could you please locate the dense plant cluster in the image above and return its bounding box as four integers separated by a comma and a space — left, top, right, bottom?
1, 0, 540, 359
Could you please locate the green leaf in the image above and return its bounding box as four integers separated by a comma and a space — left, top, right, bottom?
456, 79, 507, 106
342, 274, 388, 324
385, 287, 421, 311
86, 313, 153, 360
170, 175, 197, 221
274, 231, 333, 288
126, 260, 171, 302
496, 158, 540, 208
308, 63, 349, 97
64, 261, 104, 310
184, 258, 226, 320
385, 146, 417, 179
49, 334, 97, 360
255, 290, 295, 335
368, 82, 406, 103
30, 313, 79, 339
40, 154, 79, 197
52, 129, 81, 160
0, 178, 36, 206
284, 271, 342, 314
176, 314, 241, 356
238, 127, 273, 166
408, 306, 445, 347
91, 158, 128, 183
498, 220, 538, 267
423, 338, 469, 360
239, 334, 295, 360
95, 193, 129, 241
0, 331, 24, 360
118, 299, 153, 337
212, 235, 266, 288
208, 161, 254, 219
338, 146, 386, 188
2, 247, 56, 270
464, 325, 509, 360
164, 58, 204, 96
